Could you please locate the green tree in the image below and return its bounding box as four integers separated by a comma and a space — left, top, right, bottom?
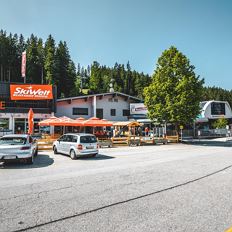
212, 118, 228, 129
44, 35, 56, 84
55, 41, 76, 97
144, 46, 204, 128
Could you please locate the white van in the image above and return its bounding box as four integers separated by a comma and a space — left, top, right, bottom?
53, 133, 99, 159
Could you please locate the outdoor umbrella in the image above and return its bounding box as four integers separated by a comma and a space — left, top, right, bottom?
28, 108, 34, 135
82, 117, 113, 127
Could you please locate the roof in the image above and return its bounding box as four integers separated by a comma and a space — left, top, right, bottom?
57, 92, 142, 102
62, 133, 95, 136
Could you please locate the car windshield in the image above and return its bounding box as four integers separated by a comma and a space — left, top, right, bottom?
0, 137, 27, 145
80, 136, 97, 143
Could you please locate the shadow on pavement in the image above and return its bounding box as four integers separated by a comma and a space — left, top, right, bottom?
78, 154, 115, 161
183, 140, 232, 147
0, 154, 54, 169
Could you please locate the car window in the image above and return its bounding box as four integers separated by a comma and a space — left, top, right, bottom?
66, 135, 73, 142
72, 136, 77, 143
59, 135, 66, 141
80, 136, 97, 143
0, 137, 27, 145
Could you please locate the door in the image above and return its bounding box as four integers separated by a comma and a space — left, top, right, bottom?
62, 135, 74, 155
56, 135, 66, 153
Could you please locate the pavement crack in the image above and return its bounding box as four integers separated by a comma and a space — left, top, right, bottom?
0, 186, 73, 201
12, 164, 232, 232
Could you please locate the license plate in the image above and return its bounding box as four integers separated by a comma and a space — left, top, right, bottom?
86, 146, 94, 149
5, 155, 17, 159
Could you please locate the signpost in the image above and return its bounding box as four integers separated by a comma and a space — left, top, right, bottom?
180, 125, 183, 141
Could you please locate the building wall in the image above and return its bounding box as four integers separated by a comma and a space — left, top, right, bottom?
56, 98, 93, 119
56, 95, 133, 121
0, 112, 52, 134
202, 101, 232, 119
96, 95, 130, 121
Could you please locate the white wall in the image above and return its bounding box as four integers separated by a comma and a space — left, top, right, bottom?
56, 95, 134, 121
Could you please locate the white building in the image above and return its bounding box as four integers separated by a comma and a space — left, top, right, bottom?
56, 92, 142, 121
196, 100, 232, 123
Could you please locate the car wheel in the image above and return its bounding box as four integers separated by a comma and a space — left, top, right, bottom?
91, 153, 97, 157
34, 148, 38, 156
70, 149, 77, 160
25, 155, 33, 165
53, 146, 58, 154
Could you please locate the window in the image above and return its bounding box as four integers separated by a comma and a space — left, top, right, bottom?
114, 98, 118, 102
111, 109, 116, 116
96, 108, 103, 119
0, 137, 26, 145
108, 98, 113, 102
80, 136, 97, 143
211, 103, 225, 115
73, 108, 88, 115
123, 109, 130, 116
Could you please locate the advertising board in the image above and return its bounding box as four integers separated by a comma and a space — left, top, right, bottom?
130, 103, 148, 115
10, 85, 53, 100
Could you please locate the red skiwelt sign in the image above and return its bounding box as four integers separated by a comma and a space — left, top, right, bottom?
10, 85, 53, 100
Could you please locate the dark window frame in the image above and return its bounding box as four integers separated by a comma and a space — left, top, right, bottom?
111, 109, 116, 116
72, 107, 89, 115
123, 109, 130, 116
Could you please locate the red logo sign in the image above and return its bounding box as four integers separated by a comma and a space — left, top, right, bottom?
10, 85, 53, 100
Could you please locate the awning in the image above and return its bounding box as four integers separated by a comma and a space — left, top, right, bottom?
113, 121, 141, 127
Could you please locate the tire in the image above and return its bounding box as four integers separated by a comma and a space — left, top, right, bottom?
70, 149, 77, 160
25, 155, 33, 165
53, 146, 58, 154
34, 148, 38, 156
91, 153, 97, 157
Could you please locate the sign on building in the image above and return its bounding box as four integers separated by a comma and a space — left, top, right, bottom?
10, 85, 53, 100
130, 103, 148, 115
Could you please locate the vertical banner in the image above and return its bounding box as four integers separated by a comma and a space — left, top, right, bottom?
21, 51, 26, 78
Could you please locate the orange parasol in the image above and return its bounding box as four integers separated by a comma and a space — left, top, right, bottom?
28, 108, 34, 135
82, 117, 113, 127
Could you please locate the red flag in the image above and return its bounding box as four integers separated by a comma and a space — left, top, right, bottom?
21, 51, 26, 78
28, 108, 34, 135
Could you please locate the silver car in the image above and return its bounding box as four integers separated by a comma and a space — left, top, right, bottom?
0, 134, 38, 164
53, 133, 99, 160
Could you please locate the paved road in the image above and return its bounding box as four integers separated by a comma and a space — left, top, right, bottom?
1, 143, 232, 232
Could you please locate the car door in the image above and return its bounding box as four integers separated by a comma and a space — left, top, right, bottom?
56, 135, 66, 153
62, 135, 73, 155
64, 135, 77, 155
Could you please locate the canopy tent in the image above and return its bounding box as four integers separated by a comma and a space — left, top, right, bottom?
82, 117, 113, 127
38, 116, 113, 127
113, 121, 141, 127
38, 116, 75, 126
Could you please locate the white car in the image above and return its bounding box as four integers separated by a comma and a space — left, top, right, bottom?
0, 134, 38, 164
53, 133, 99, 159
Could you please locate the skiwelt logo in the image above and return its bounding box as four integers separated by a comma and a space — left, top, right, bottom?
10, 85, 53, 100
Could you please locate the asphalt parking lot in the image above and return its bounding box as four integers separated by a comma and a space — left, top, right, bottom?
1, 143, 232, 232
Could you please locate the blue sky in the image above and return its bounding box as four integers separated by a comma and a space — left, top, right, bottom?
1, 0, 232, 89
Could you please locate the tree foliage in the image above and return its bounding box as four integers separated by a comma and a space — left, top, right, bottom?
0, 30, 78, 98
144, 46, 204, 126
212, 118, 228, 129
89, 61, 151, 98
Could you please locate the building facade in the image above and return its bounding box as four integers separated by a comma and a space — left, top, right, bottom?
0, 82, 57, 134
56, 92, 142, 121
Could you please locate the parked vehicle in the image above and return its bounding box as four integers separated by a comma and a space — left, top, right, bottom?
0, 134, 38, 164
53, 133, 99, 159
